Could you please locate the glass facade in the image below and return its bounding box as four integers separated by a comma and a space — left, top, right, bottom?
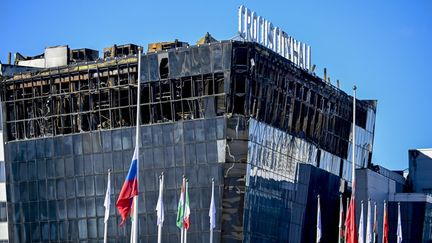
5, 118, 226, 242
244, 119, 342, 243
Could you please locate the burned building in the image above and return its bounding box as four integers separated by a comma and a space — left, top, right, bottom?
0, 39, 376, 242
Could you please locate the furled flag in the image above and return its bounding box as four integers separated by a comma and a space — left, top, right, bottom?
316, 195, 322, 243
156, 173, 164, 226
373, 202, 378, 243
116, 147, 139, 226
345, 197, 357, 243
209, 179, 216, 230
358, 201, 364, 243
104, 170, 111, 223
183, 180, 191, 230
176, 177, 185, 229
383, 201, 389, 243
365, 200, 373, 243
339, 196, 345, 243
397, 203, 402, 243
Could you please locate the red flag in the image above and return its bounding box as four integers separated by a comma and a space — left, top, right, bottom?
344, 197, 357, 243
116, 148, 139, 226
383, 202, 389, 243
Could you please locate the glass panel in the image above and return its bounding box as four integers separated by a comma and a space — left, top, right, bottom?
65, 156, 75, 177
93, 153, 104, 174
67, 198, 77, 218
102, 130, 112, 152
86, 197, 96, 217
92, 133, 102, 153
73, 134, 83, 155
55, 158, 65, 177
78, 219, 88, 239
56, 179, 66, 199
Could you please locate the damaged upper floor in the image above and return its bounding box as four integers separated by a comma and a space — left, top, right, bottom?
0, 38, 376, 162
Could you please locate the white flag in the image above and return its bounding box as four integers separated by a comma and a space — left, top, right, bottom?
316, 195, 321, 243
397, 203, 403, 243
209, 179, 216, 229
156, 173, 165, 226
366, 200, 373, 243
104, 172, 111, 223
359, 201, 364, 243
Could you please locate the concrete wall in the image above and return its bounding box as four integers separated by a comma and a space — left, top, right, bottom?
409, 148, 432, 193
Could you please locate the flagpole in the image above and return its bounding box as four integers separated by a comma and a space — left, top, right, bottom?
316, 194, 321, 243
345, 197, 349, 242
210, 178, 215, 243
132, 46, 142, 243
373, 202, 377, 243
184, 180, 189, 243
104, 169, 111, 243
157, 172, 164, 243
359, 200, 364, 243
366, 199, 372, 243
351, 85, 357, 243
179, 176, 185, 243
382, 201, 385, 243
352, 85, 356, 189
397, 202, 402, 243
382, 200, 388, 243
339, 195, 342, 243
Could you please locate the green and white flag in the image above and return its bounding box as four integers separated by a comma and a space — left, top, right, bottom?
176, 178, 185, 229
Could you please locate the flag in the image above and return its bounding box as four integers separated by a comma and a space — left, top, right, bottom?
316, 195, 322, 243
209, 179, 216, 230
358, 201, 364, 243
156, 173, 164, 226
345, 197, 357, 243
104, 171, 111, 223
383, 201, 389, 243
339, 196, 345, 243
397, 203, 402, 243
365, 200, 373, 243
116, 147, 139, 225
176, 178, 185, 229
183, 180, 191, 230
373, 202, 378, 243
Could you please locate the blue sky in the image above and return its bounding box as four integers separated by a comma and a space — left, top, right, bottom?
1, 0, 431, 170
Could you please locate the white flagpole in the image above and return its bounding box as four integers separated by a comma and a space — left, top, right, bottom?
338, 195, 343, 243
316, 195, 321, 243
397, 202, 402, 243
359, 200, 364, 243
352, 85, 357, 188
209, 178, 216, 243
131, 46, 142, 243
157, 172, 165, 243
366, 199, 372, 243
180, 176, 185, 243
104, 169, 111, 243
184, 180, 189, 243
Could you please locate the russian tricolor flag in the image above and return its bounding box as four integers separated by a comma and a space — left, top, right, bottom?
116, 147, 138, 225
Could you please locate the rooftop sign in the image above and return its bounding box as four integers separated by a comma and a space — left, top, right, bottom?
238, 5, 311, 70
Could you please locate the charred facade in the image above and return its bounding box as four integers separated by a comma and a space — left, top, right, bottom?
0, 41, 376, 242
